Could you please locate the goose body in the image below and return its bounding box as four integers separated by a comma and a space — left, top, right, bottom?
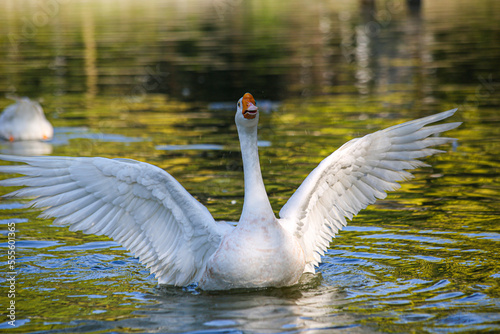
0, 97, 53, 142
0, 93, 461, 290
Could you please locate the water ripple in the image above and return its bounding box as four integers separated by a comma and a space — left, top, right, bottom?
361, 233, 455, 244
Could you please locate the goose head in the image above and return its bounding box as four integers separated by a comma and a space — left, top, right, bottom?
235, 92, 259, 128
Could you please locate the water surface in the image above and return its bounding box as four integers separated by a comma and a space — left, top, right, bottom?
0, 0, 499, 333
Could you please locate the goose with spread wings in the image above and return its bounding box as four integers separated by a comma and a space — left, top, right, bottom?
0, 93, 461, 290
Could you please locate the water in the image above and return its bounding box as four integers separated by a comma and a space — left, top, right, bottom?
0, 0, 499, 332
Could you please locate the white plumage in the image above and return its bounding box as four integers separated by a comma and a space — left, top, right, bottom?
0, 97, 53, 142
279, 109, 460, 273
0, 93, 460, 290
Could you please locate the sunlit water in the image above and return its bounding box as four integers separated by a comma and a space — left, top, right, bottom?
0, 0, 499, 333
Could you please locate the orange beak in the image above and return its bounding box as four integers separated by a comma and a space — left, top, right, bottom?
242, 93, 258, 119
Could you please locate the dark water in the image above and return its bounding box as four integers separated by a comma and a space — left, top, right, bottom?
0, 0, 499, 333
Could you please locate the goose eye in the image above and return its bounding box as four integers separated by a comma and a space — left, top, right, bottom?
238, 101, 241, 108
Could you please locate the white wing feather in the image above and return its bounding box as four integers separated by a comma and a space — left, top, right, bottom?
279, 109, 461, 273
0, 155, 233, 286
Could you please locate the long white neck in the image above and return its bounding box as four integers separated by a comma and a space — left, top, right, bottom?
237, 123, 274, 225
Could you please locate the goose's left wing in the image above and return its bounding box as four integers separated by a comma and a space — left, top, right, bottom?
279, 109, 461, 273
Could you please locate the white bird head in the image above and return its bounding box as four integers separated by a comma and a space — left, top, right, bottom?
235, 92, 259, 127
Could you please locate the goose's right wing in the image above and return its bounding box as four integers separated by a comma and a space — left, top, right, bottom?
0, 155, 233, 286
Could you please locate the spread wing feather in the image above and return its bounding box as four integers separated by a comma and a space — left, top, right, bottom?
279, 109, 461, 273
0, 155, 233, 286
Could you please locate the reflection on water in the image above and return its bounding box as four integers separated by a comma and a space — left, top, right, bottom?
0, 126, 145, 155
0, 0, 499, 333
6, 0, 498, 104
0, 140, 53, 156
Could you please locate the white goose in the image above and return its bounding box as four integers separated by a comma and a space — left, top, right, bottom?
0, 93, 460, 290
0, 97, 53, 142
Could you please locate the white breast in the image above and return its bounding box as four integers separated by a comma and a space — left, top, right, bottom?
200, 218, 305, 290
